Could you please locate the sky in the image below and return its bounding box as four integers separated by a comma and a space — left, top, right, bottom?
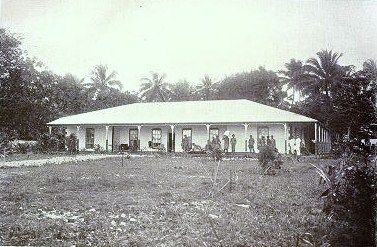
1, 0, 377, 92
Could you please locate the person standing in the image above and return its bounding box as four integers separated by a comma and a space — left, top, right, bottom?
261, 136, 266, 147
223, 134, 229, 153
211, 136, 216, 147
214, 135, 221, 150
230, 134, 237, 154
266, 135, 272, 147
295, 136, 301, 157
248, 135, 255, 153
181, 135, 188, 152
205, 140, 212, 152
289, 137, 295, 155
271, 135, 276, 150
257, 137, 262, 151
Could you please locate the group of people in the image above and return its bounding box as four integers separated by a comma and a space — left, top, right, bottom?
247, 135, 277, 153
182, 132, 280, 154
288, 136, 302, 156
205, 134, 238, 153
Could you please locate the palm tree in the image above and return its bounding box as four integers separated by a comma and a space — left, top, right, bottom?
362, 59, 377, 115
362, 59, 377, 88
279, 59, 306, 104
85, 65, 123, 92
139, 72, 170, 102
304, 50, 343, 98
196, 75, 217, 100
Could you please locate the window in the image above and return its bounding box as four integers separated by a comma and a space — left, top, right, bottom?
209, 128, 219, 140
182, 128, 192, 149
151, 128, 162, 147
85, 128, 95, 149
257, 126, 269, 139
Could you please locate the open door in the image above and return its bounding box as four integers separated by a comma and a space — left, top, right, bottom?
129, 129, 139, 152
167, 132, 175, 152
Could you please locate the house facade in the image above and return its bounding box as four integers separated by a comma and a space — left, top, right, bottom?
48, 99, 332, 155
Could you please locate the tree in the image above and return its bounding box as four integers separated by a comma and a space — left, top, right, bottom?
0, 29, 57, 139
139, 72, 170, 102
217, 67, 286, 107
0, 28, 139, 141
169, 80, 194, 101
51, 73, 89, 116
304, 50, 344, 98
85, 65, 123, 96
359, 59, 377, 125
196, 75, 218, 100
279, 59, 307, 104
362, 59, 377, 107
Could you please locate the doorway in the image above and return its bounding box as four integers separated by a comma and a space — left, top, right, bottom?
167, 133, 175, 152
129, 128, 139, 151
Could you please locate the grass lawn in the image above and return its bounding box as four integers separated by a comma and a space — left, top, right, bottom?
0, 155, 332, 246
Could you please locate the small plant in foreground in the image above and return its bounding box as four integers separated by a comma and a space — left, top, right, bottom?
258, 146, 282, 175
66, 134, 78, 154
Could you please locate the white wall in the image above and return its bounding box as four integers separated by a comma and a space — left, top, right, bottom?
65, 125, 113, 151
64, 123, 287, 153
139, 125, 169, 151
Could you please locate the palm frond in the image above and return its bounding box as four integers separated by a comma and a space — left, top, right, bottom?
108, 80, 123, 90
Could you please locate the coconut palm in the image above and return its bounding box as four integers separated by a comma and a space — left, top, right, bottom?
279, 59, 307, 104
362, 59, 377, 114
362, 59, 377, 88
303, 50, 343, 98
196, 75, 217, 100
85, 65, 123, 92
139, 72, 170, 102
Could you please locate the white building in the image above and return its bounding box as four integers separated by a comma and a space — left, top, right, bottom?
47, 99, 332, 154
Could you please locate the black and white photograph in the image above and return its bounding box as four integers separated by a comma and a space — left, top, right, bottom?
0, 0, 376, 246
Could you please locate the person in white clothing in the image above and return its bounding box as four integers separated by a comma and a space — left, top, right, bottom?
289, 138, 296, 155
295, 137, 301, 156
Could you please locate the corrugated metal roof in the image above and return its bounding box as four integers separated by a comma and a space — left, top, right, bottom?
48, 99, 318, 125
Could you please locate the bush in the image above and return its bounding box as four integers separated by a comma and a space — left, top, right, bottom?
94, 144, 104, 153
36, 133, 52, 153
208, 147, 223, 161
316, 155, 376, 246
258, 146, 282, 174
15, 143, 29, 154
66, 134, 77, 154
33, 131, 67, 154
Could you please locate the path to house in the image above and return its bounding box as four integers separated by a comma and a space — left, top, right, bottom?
0, 154, 153, 168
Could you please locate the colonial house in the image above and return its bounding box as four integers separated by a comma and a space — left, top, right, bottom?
47, 99, 332, 155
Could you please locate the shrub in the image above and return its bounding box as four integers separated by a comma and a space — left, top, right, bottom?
94, 144, 104, 153
258, 146, 282, 174
314, 155, 376, 246
210, 147, 223, 161
37, 132, 67, 153
66, 134, 77, 154
15, 143, 29, 154
36, 133, 52, 153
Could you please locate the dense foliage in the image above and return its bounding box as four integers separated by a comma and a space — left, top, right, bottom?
315, 154, 376, 246
258, 146, 283, 174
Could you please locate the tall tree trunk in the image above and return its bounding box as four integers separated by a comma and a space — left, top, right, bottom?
292, 86, 295, 104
